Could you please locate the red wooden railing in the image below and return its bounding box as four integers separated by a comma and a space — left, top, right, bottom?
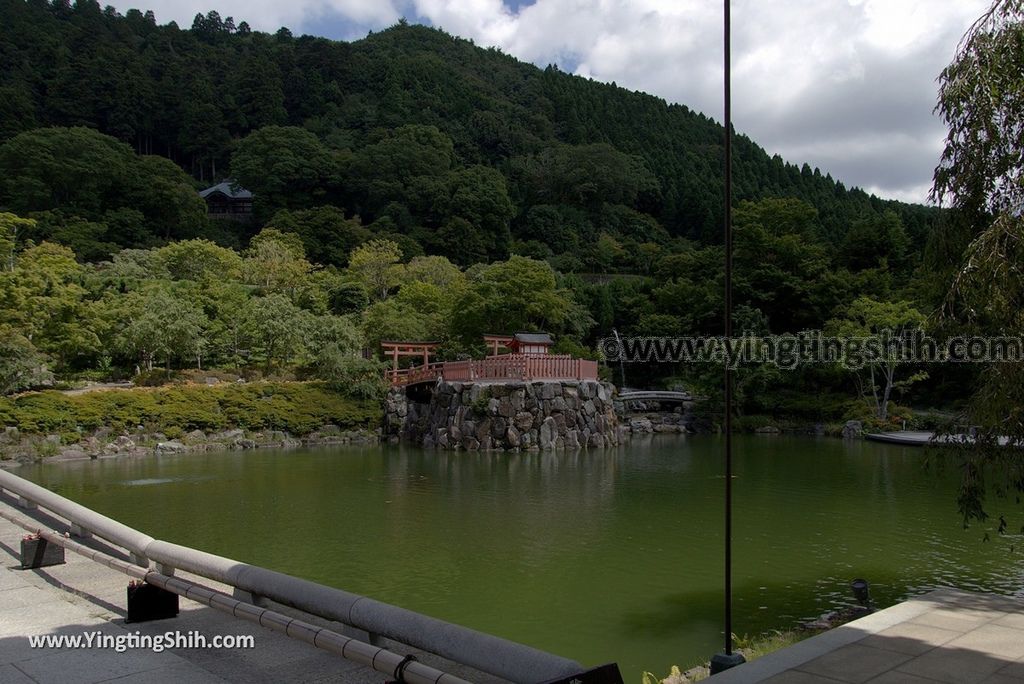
388, 354, 599, 387
386, 362, 444, 387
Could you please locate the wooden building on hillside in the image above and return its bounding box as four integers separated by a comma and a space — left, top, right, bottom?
199, 181, 253, 220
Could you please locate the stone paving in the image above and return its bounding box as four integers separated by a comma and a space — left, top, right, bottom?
713, 588, 1024, 683
0, 493, 500, 683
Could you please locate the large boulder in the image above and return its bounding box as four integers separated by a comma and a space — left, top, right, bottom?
539, 417, 557, 450
514, 412, 534, 431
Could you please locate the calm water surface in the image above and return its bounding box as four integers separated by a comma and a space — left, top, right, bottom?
17, 435, 1024, 678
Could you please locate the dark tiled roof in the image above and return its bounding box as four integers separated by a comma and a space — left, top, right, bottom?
199, 180, 253, 200
514, 332, 553, 345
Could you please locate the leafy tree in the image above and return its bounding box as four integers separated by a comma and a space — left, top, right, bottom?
517, 204, 586, 253
268, 206, 370, 267
314, 356, 388, 400
839, 211, 910, 272
592, 233, 625, 273
346, 239, 404, 301
347, 124, 455, 214
513, 143, 659, 210
231, 126, 337, 213
0, 127, 134, 215
595, 203, 670, 245
201, 280, 252, 365
329, 281, 370, 315
511, 239, 553, 260
827, 297, 927, 420
100, 208, 150, 248
441, 165, 515, 261
0, 213, 35, 271
242, 228, 315, 295
114, 288, 208, 371
362, 298, 441, 352
241, 293, 307, 369
123, 156, 207, 240
732, 198, 831, 331
234, 55, 288, 129
0, 328, 52, 395
0, 85, 37, 141
404, 255, 464, 289
432, 217, 487, 266
304, 314, 363, 358
933, 0, 1024, 221
0, 128, 203, 246
303, 313, 382, 396
178, 76, 231, 181
359, 251, 463, 352
33, 213, 119, 262
154, 239, 243, 282
452, 256, 576, 343
932, 0, 1024, 528
0, 242, 98, 367
105, 248, 167, 281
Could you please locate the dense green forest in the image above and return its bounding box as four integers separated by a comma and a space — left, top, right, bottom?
0, 0, 962, 425
0, 0, 939, 252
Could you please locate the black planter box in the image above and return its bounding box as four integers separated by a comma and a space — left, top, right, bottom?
20, 537, 65, 569
126, 582, 179, 623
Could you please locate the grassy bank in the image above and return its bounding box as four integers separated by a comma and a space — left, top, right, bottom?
645, 607, 871, 683
0, 382, 382, 444
642, 630, 821, 684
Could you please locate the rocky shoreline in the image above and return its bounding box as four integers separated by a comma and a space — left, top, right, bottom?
0, 396, 865, 468
0, 424, 381, 468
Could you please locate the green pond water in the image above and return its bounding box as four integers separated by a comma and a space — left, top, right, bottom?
16, 435, 1024, 679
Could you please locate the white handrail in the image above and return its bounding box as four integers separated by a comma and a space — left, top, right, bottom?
0, 470, 581, 683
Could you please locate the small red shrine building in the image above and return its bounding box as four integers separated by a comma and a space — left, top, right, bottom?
482, 332, 554, 357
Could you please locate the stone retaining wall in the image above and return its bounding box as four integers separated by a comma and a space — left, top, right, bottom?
384, 380, 619, 450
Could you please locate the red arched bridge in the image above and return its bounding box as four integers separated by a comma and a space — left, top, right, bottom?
382, 338, 599, 388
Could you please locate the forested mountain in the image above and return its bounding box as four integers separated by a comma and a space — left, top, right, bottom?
0, 0, 960, 423
0, 0, 938, 268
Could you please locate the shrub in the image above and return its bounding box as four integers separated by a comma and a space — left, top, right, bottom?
734, 414, 776, 432
469, 389, 491, 415
0, 382, 382, 439
133, 369, 181, 387
310, 353, 389, 401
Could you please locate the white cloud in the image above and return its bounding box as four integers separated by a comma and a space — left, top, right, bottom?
411, 0, 518, 45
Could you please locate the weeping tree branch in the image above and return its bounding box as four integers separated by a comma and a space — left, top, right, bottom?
933, 0, 1024, 529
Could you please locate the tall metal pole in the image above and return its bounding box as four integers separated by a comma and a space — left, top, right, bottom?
710, 0, 744, 674
723, 0, 733, 657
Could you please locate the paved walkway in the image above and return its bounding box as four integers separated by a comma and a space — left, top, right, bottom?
0, 494, 498, 683
714, 588, 1024, 683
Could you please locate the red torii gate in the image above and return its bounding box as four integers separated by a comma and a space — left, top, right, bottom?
482, 334, 513, 357
380, 341, 440, 372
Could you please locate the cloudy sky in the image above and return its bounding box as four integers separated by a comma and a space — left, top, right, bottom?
110, 0, 990, 204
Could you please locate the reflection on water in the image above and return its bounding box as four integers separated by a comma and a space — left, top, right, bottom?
19, 435, 1024, 679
